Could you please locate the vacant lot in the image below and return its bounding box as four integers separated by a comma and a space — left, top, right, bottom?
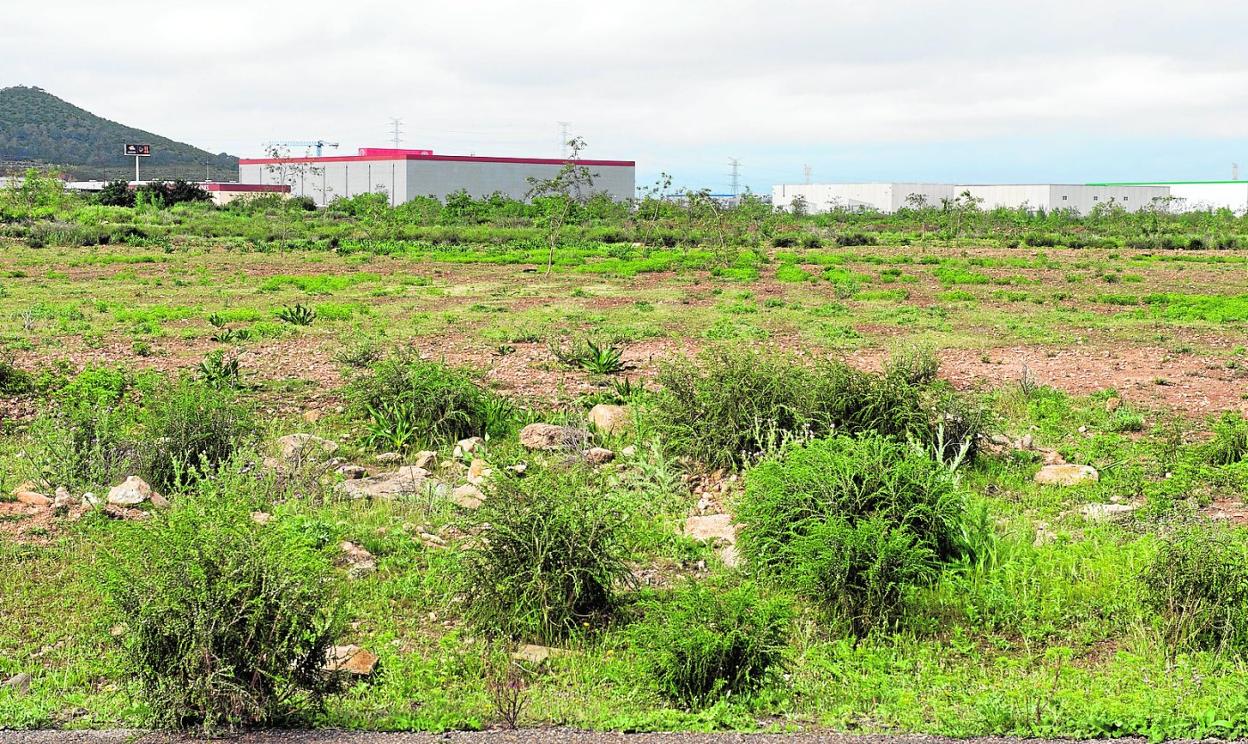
3, 188, 1248, 739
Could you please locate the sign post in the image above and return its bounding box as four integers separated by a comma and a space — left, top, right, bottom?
124, 144, 151, 182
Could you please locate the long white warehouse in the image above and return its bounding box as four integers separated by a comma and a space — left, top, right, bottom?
239, 147, 636, 206
772, 182, 1174, 215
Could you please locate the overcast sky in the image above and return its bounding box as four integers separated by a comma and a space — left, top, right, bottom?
4, 0, 1247, 193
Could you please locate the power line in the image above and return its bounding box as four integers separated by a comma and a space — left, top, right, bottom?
387, 117, 404, 148
728, 158, 741, 197
803, 164, 812, 185
557, 121, 571, 158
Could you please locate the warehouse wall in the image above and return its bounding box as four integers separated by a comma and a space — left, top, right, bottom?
241, 161, 408, 206
405, 159, 634, 202
773, 182, 1172, 215
1043, 185, 1168, 214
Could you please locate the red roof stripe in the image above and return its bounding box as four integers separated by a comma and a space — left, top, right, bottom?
201, 183, 291, 192
238, 153, 635, 167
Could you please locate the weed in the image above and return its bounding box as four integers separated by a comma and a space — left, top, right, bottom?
197, 350, 244, 390
1143, 525, 1248, 654
276, 303, 317, 326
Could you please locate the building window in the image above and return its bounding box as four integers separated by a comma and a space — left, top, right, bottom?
1093, 196, 1099, 201
1062, 195, 1068, 200
1123, 196, 1129, 200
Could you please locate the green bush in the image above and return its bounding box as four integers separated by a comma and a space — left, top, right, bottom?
1205, 412, 1248, 465
459, 468, 633, 642
1143, 525, 1248, 653
102, 471, 344, 731
884, 344, 940, 386
736, 435, 966, 634
137, 379, 254, 493
349, 353, 513, 450
27, 365, 139, 491
634, 581, 791, 707
0, 355, 33, 395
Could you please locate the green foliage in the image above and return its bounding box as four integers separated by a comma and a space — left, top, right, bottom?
550, 338, 625, 375
348, 354, 512, 450
634, 581, 791, 707
136, 378, 254, 493
1142, 525, 1248, 653
95, 180, 136, 207
197, 350, 244, 389
276, 303, 317, 326
459, 468, 633, 642
884, 344, 940, 386
737, 435, 967, 634
100, 471, 344, 731
0, 354, 33, 395
135, 180, 212, 208
1205, 412, 1248, 465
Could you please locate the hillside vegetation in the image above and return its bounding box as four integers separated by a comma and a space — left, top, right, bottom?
0, 86, 236, 180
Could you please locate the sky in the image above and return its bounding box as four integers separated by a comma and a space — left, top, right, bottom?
3, 0, 1247, 193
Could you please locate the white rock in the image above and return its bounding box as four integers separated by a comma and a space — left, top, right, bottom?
452, 484, 484, 509
15, 491, 50, 506
466, 458, 490, 485
335, 466, 430, 499
1034, 464, 1099, 487
375, 451, 403, 464
278, 433, 339, 462
519, 423, 589, 451
453, 437, 484, 458
412, 450, 438, 470
1080, 503, 1137, 522
107, 476, 160, 506
620, 445, 637, 458
684, 513, 737, 545
324, 645, 378, 676
340, 541, 376, 578
3, 673, 31, 695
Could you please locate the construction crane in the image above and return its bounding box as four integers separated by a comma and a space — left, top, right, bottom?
264, 140, 340, 156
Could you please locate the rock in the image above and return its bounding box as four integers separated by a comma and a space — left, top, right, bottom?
11, 480, 40, 496
335, 466, 430, 500
375, 451, 403, 464
684, 513, 737, 545
519, 423, 589, 451
511, 644, 570, 666
1080, 503, 1137, 522
1033, 522, 1057, 546
718, 544, 741, 568
15, 491, 50, 506
336, 464, 367, 480
418, 531, 446, 548
585, 447, 615, 466
107, 476, 161, 506
251, 511, 273, 525
340, 541, 376, 578
507, 462, 528, 475
3, 673, 31, 696
989, 434, 1011, 446
453, 437, 484, 458
451, 484, 484, 509
1105, 397, 1122, 413
324, 645, 379, 676
278, 433, 339, 463
412, 450, 437, 470
82, 492, 101, 507
1018, 434, 1034, 450
1034, 464, 1099, 487
302, 409, 322, 424
588, 404, 630, 435
466, 458, 490, 485
620, 445, 637, 458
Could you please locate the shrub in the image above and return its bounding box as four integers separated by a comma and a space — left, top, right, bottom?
459, 468, 633, 642
276, 303, 316, 326
101, 472, 344, 731
736, 435, 966, 634
27, 365, 139, 491
1142, 525, 1248, 653
348, 354, 512, 450
634, 581, 791, 707
884, 344, 940, 386
0, 355, 33, 395
137, 379, 254, 493
1206, 412, 1248, 465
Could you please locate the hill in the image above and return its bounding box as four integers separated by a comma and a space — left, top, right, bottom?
0, 85, 238, 181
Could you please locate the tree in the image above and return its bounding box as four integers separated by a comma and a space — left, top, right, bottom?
96, 180, 135, 207
526, 136, 597, 273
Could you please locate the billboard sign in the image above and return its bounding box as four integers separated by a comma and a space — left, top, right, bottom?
124, 144, 152, 157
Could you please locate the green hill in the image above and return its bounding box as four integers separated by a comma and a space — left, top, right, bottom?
0, 85, 238, 181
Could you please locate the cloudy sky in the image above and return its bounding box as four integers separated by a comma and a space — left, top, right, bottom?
4, 0, 1246, 192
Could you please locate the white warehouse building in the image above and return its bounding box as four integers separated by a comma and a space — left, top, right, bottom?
239, 147, 636, 206
772, 182, 1174, 215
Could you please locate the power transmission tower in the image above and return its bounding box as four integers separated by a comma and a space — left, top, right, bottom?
728, 158, 741, 197
388, 118, 404, 148
803, 164, 812, 185
557, 121, 571, 158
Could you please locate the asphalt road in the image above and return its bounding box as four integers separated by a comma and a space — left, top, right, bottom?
0, 732, 1183, 744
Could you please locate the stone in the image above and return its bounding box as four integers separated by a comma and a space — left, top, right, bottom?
11, 480, 40, 496
620, 445, 637, 458
989, 434, 1011, 446
588, 404, 630, 435
107, 476, 160, 506
1080, 503, 1137, 522
585, 447, 615, 466
278, 433, 339, 463
3, 673, 31, 696
1104, 397, 1122, 413
412, 450, 438, 470
684, 513, 737, 545
340, 541, 376, 578
335, 466, 430, 500
718, 544, 741, 568
375, 451, 403, 464
1018, 434, 1034, 450
302, 409, 322, 424
451, 484, 484, 509
52, 487, 74, 510
507, 461, 528, 475
15, 491, 50, 506
324, 645, 378, 676
82, 492, 101, 507
453, 437, 484, 458
519, 423, 589, 451
251, 511, 273, 525
1034, 464, 1099, 487
336, 464, 367, 480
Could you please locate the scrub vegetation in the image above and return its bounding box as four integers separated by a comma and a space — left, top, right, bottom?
4, 170, 1248, 737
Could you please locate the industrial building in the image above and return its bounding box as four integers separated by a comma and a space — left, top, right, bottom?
238, 147, 636, 206
1088, 181, 1248, 214
772, 182, 1179, 215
